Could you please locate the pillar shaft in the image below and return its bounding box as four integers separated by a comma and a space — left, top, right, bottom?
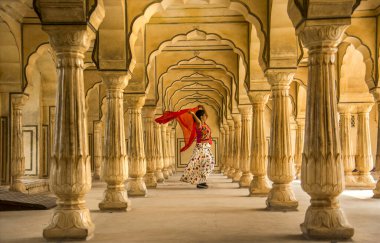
294, 118, 305, 179
161, 123, 170, 179
298, 23, 354, 239
99, 72, 130, 210
219, 127, 225, 172
227, 121, 235, 178
249, 92, 271, 196
171, 128, 176, 173
143, 107, 157, 188
373, 97, 380, 198
223, 124, 230, 175
125, 95, 147, 196
338, 104, 356, 187
232, 114, 242, 182
355, 103, 375, 188
93, 122, 103, 180
9, 94, 29, 192
266, 70, 298, 210
166, 125, 173, 176
238, 106, 253, 187
154, 121, 165, 182
42, 26, 96, 239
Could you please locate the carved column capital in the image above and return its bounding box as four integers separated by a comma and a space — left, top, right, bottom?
11, 93, 29, 109
295, 117, 305, 126
370, 88, 380, 102
248, 91, 270, 104
143, 106, 157, 119
43, 25, 95, 54
227, 120, 234, 128
338, 103, 354, 113
265, 69, 296, 88
355, 103, 374, 114
125, 94, 146, 109
223, 124, 229, 134
101, 71, 130, 91
297, 22, 349, 49
232, 114, 241, 127
238, 105, 252, 116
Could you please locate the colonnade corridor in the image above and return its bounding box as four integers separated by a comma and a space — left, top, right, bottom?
0, 173, 379, 243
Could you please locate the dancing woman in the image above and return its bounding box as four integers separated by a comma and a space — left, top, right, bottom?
180, 106, 215, 189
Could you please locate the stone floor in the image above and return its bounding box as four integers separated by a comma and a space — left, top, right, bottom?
0, 173, 379, 243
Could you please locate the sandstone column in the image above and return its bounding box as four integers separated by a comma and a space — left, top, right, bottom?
99, 72, 130, 210
93, 121, 103, 180
232, 114, 242, 182
166, 124, 173, 176
161, 123, 170, 179
227, 120, 235, 178
219, 126, 225, 173
249, 92, 271, 196
9, 93, 29, 192
154, 121, 165, 182
223, 124, 230, 176
355, 103, 375, 188
298, 23, 354, 239
373, 92, 380, 198
238, 106, 253, 187
294, 118, 305, 179
171, 128, 176, 174
143, 106, 157, 188
125, 95, 147, 196
42, 26, 96, 239
338, 104, 356, 187
266, 70, 297, 209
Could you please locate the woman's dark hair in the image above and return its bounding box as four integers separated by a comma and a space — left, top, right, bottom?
195, 110, 205, 120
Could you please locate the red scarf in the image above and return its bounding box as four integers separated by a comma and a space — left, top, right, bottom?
155, 106, 199, 152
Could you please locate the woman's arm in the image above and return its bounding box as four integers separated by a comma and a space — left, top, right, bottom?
189, 111, 201, 127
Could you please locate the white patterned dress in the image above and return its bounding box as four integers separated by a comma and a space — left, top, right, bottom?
180, 124, 215, 184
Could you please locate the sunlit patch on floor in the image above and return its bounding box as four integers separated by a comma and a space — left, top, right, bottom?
342, 189, 373, 199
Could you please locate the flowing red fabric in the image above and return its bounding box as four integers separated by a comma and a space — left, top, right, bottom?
155, 106, 199, 152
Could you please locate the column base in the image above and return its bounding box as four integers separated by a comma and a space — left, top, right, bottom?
99, 185, 131, 211
173, 165, 177, 174
301, 201, 354, 240
223, 168, 229, 176
344, 174, 357, 188
43, 208, 94, 240
9, 180, 26, 193
163, 169, 170, 179
249, 175, 271, 197
373, 180, 380, 198
220, 165, 224, 173
266, 183, 298, 211
294, 166, 301, 179
239, 173, 253, 188
144, 172, 157, 188
155, 170, 165, 183
168, 167, 173, 176
227, 168, 235, 179
127, 178, 148, 197
349, 174, 376, 189
232, 170, 242, 182
93, 173, 100, 181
